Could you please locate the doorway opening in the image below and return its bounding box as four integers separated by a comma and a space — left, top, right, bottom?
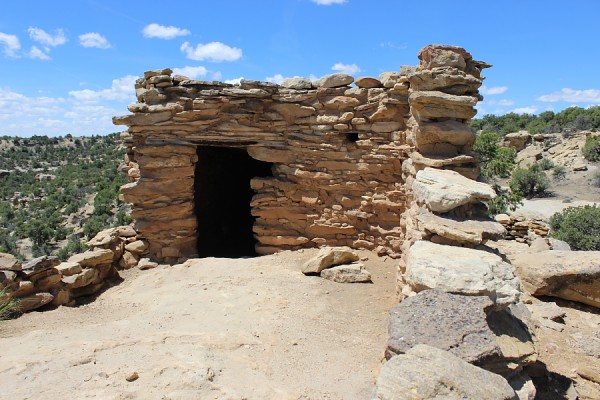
194, 146, 273, 258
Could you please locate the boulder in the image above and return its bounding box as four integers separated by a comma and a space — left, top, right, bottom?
138, 258, 159, 270
56, 262, 82, 277
504, 131, 531, 152
124, 240, 149, 254
320, 263, 371, 283
281, 77, 313, 90
354, 76, 382, 88
119, 251, 139, 269
409, 91, 478, 120
62, 268, 99, 289
511, 250, 600, 308
302, 246, 359, 274
405, 241, 521, 308
373, 344, 518, 400
116, 225, 137, 237
386, 290, 501, 364
87, 227, 119, 247
378, 72, 402, 88
68, 249, 114, 268
21, 256, 61, 277
412, 167, 496, 213
414, 120, 475, 148
18, 292, 54, 312
0, 252, 21, 271
313, 73, 354, 88
417, 210, 506, 245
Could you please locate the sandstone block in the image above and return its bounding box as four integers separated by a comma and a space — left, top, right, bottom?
409, 91, 478, 120
320, 263, 371, 283
405, 241, 521, 308
119, 251, 139, 270
373, 344, 518, 400
281, 77, 312, 89
355, 76, 382, 88
417, 210, 506, 245
512, 250, 600, 308
21, 256, 61, 277
68, 249, 114, 268
56, 262, 82, 277
0, 252, 21, 271
314, 73, 354, 88
61, 268, 99, 289
18, 292, 54, 312
412, 167, 496, 212
124, 240, 149, 254
302, 246, 359, 274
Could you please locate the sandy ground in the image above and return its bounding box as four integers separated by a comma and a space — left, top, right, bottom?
0, 249, 397, 400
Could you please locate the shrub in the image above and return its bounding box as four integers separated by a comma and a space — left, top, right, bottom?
537, 157, 555, 171
485, 184, 523, 216
473, 131, 516, 181
509, 165, 550, 198
552, 165, 566, 181
0, 286, 19, 320
550, 205, 600, 250
582, 135, 600, 161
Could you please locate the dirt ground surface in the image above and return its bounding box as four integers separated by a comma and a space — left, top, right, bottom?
0, 249, 397, 400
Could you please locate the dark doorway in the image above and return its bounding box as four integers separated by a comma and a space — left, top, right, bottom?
195, 146, 273, 258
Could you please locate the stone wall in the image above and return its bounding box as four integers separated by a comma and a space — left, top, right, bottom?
113, 45, 493, 263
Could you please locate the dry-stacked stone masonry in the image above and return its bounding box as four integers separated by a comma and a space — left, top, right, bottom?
113, 44, 492, 263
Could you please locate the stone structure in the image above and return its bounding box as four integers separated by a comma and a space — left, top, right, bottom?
113, 45, 495, 263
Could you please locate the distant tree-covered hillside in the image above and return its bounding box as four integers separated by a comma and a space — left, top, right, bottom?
0, 133, 129, 260
470, 106, 600, 136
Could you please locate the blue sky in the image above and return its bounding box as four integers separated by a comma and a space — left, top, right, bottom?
1, 0, 599, 137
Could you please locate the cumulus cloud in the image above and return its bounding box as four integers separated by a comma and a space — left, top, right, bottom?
69, 75, 138, 102
142, 23, 190, 39
512, 106, 538, 114
331, 62, 361, 75
28, 46, 51, 60
172, 66, 208, 79
311, 0, 347, 5
180, 41, 242, 62
537, 88, 600, 103
265, 74, 285, 84
485, 98, 515, 107
480, 85, 508, 95
79, 32, 111, 49
0, 32, 20, 57
224, 77, 244, 85
28, 27, 67, 48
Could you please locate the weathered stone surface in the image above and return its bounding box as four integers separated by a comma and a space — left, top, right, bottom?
0, 270, 17, 284
412, 167, 496, 212
409, 91, 478, 120
119, 251, 139, 269
87, 227, 119, 247
417, 210, 505, 244
62, 268, 99, 289
56, 262, 82, 277
281, 77, 312, 89
504, 131, 531, 152
18, 292, 54, 312
302, 246, 359, 274
0, 252, 21, 271
21, 256, 61, 277
418, 44, 473, 70
116, 225, 137, 237
386, 290, 500, 363
124, 240, 149, 254
512, 250, 600, 308
138, 258, 158, 270
68, 249, 114, 268
414, 120, 475, 147
355, 76, 382, 88
405, 241, 521, 308
373, 344, 518, 400
320, 263, 371, 283
313, 73, 354, 88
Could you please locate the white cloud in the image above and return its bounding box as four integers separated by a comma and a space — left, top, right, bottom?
79, 32, 111, 49
331, 62, 361, 75
28, 27, 67, 48
172, 66, 208, 79
211, 71, 223, 81
379, 41, 407, 50
0, 32, 20, 57
224, 77, 244, 85
180, 41, 242, 62
537, 88, 600, 103
480, 85, 508, 95
498, 99, 515, 106
265, 74, 285, 84
28, 46, 50, 60
511, 106, 538, 114
69, 75, 138, 102
142, 23, 190, 39
311, 0, 347, 5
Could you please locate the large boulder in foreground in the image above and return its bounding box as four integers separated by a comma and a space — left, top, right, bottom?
511, 250, 600, 308
386, 290, 535, 376
405, 241, 521, 308
412, 167, 496, 213
373, 344, 518, 400
0, 253, 21, 271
